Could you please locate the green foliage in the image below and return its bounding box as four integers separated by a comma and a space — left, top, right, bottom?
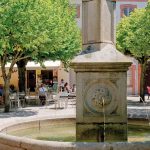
0, 0, 81, 63
35, 0, 82, 64
0, 0, 81, 112
116, 2, 150, 100
116, 4, 150, 62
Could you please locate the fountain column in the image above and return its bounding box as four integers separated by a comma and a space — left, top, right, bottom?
71, 0, 131, 142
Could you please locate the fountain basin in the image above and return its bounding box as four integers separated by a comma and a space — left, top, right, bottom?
0, 117, 150, 150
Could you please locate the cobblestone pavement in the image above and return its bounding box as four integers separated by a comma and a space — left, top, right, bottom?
0, 96, 149, 130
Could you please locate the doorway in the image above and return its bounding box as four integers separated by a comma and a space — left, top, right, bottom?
27, 70, 36, 92
41, 70, 53, 86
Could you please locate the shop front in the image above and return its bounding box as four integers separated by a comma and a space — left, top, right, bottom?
26, 61, 60, 92
0, 61, 61, 93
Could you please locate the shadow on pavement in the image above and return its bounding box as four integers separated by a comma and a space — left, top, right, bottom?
128, 100, 150, 107
0, 109, 38, 118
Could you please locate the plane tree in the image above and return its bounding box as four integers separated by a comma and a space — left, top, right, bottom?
17, 0, 81, 92
116, 2, 150, 101
0, 0, 81, 112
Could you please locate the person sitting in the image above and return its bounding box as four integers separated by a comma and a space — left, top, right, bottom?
39, 84, 47, 105
48, 80, 53, 92
9, 84, 17, 94
49, 80, 53, 88
0, 85, 3, 105
64, 82, 70, 93
59, 79, 65, 92
0, 84, 3, 96
147, 86, 150, 100
71, 84, 76, 93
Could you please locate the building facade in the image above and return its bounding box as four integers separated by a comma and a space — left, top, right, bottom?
116, 0, 147, 23
0, 61, 70, 93
0, 0, 148, 95
116, 0, 148, 95
69, 0, 148, 95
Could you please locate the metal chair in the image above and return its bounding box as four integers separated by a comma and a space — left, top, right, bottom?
68, 92, 76, 108
25, 94, 39, 106
10, 93, 20, 109
25, 88, 30, 96
18, 92, 26, 107
45, 92, 53, 106
53, 92, 68, 109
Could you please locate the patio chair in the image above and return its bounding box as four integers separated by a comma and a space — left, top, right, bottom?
147, 86, 150, 100
68, 98, 76, 108
45, 92, 53, 106
10, 93, 20, 109
25, 88, 30, 96
0, 96, 3, 105
67, 92, 76, 108
18, 92, 26, 107
25, 93, 39, 106
53, 92, 68, 109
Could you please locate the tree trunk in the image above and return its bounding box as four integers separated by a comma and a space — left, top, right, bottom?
17, 60, 27, 92
140, 62, 147, 102
4, 78, 11, 112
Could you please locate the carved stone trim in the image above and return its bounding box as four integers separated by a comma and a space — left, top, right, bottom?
84, 80, 118, 115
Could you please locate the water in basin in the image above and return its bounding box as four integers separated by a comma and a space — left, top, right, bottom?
7, 119, 150, 142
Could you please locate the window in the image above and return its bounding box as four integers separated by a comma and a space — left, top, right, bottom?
123, 7, 134, 16
120, 4, 137, 18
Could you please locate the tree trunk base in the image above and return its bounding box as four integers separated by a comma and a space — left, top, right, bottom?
139, 95, 145, 103
4, 105, 10, 113
140, 100, 145, 103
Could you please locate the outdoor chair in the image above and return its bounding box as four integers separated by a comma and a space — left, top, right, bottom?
68, 92, 76, 107
25, 94, 39, 106
68, 97, 76, 108
147, 86, 150, 100
0, 96, 3, 106
25, 88, 30, 96
45, 92, 53, 107
53, 92, 68, 109
10, 93, 20, 109
18, 92, 26, 107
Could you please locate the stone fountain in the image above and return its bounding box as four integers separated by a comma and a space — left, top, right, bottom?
1, 0, 150, 149
71, 0, 131, 142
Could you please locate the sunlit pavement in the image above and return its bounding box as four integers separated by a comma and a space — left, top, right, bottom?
0, 96, 150, 130
0, 103, 76, 130
127, 96, 150, 120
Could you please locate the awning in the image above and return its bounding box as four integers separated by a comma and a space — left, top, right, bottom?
26, 61, 61, 70
5, 60, 61, 70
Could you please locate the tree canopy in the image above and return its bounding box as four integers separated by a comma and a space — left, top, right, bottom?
0, 0, 81, 64
0, 0, 81, 112
116, 3, 150, 62
116, 1, 150, 101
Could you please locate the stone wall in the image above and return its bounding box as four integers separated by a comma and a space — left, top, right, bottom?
0, 133, 150, 150
0, 118, 150, 150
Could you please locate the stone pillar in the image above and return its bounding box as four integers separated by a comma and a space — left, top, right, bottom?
82, 0, 115, 50
71, 0, 131, 142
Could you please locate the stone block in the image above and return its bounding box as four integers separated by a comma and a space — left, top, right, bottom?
76, 123, 127, 142
0, 143, 23, 150
76, 72, 127, 123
